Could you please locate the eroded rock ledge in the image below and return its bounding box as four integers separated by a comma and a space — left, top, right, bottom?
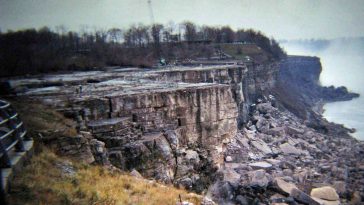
3, 65, 249, 191
1, 57, 363, 204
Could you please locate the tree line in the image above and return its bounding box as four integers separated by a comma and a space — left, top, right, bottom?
0, 22, 286, 77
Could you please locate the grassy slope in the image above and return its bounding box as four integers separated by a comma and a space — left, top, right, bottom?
7, 100, 202, 205
219, 44, 270, 62
8, 149, 201, 205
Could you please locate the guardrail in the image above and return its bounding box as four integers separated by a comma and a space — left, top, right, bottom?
0, 99, 30, 204
0, 100, 28, 168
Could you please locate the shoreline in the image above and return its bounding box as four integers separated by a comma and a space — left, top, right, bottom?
322, 97, 364, 141
313, 96, 364, 142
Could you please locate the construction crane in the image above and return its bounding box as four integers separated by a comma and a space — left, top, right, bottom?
147, 0, 155, 25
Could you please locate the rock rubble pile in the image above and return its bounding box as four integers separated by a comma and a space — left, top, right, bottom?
210, 98, 364, 204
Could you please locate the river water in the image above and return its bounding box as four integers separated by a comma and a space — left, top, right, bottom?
281, 40, 364, 140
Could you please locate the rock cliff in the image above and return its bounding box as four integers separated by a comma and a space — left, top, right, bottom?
1, 56, 363, 204
277, 56, 359, 120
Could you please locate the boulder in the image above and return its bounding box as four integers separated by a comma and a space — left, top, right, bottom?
312, 197, 340, 205
266, 159, 282, 166
235, 195, 249, 205
279, 143, 302, 155
270, 193, 295, 204
332, 181, 346, 196
56, 160, 76, 177
310, 186, 340, 201
282, 168, 293, 176
225, 156, 233, 162
90, 139, 109, 165
256, 103, 275, 114
223, 168, 241, 187
56, 135, 95, 164
184, 150, 200, 165
218, 181, 235, 201
256, 117, 270, 132
108, 150, 125, 169
249, 161, 272, 170
285, 126, 304, 135
178, 177, 193, 189
350, 191, 361, 205
274, 177, 298, 195
248, 125, 257, 131
130, 169, 143, 178
267, 127, 285, 136
249, 169, 270, 188
251, 140, 272, 155
290, 188, 321, 205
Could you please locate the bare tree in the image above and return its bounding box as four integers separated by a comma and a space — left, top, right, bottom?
182, 21, 197, 42
107, 28, 123, 43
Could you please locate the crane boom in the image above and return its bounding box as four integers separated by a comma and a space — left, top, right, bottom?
148, 0, 155, 25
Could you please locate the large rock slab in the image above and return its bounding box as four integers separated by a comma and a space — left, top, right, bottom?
251, 140, 272, 155
279, 143, 302, 155
312, 197, 340, 205
310, 186, 340, 201
249, 169, 270, 188
290, 188, 321, 205
274, 177, 298, 195
56, 135, 95, 164
256, 102, 276, 114
249, 161, 272, 170
223, 168, 241, 187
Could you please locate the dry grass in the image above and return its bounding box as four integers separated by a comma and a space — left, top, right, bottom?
10, 98, 78, 137
7, 148, 202, 205
6, 99, 201, 205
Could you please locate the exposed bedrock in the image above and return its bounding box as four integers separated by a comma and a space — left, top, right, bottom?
147, 63, 279, 125
83, 85, 238, 191
1, 63, 280, 191
276, 56, 359, 120
3, 55, 362, 203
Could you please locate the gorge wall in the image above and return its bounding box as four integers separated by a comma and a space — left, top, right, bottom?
1, 62, 279, 191
2, 56, 362, 204
276, 56, 359, 135
202, 56, 362, 204
277, 56, 359, 119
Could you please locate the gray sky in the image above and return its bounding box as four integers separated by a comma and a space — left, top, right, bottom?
1, 0, 364, 40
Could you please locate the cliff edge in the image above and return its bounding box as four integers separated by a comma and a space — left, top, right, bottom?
2, 55, 363, 204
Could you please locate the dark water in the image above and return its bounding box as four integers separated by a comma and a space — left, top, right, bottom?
281, 40, 364, 140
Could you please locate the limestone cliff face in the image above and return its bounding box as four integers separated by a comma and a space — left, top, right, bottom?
276, 56, 359, 121
80, 85, 238, 164
147, 66, 247, 125
3, 55, 363, 203
279, 56, 322, 87
145, 63, 279, 126
241, 62, 279, 123
3, 62, 280, 191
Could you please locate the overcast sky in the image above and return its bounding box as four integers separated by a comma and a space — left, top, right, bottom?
1, 0, 364, 40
